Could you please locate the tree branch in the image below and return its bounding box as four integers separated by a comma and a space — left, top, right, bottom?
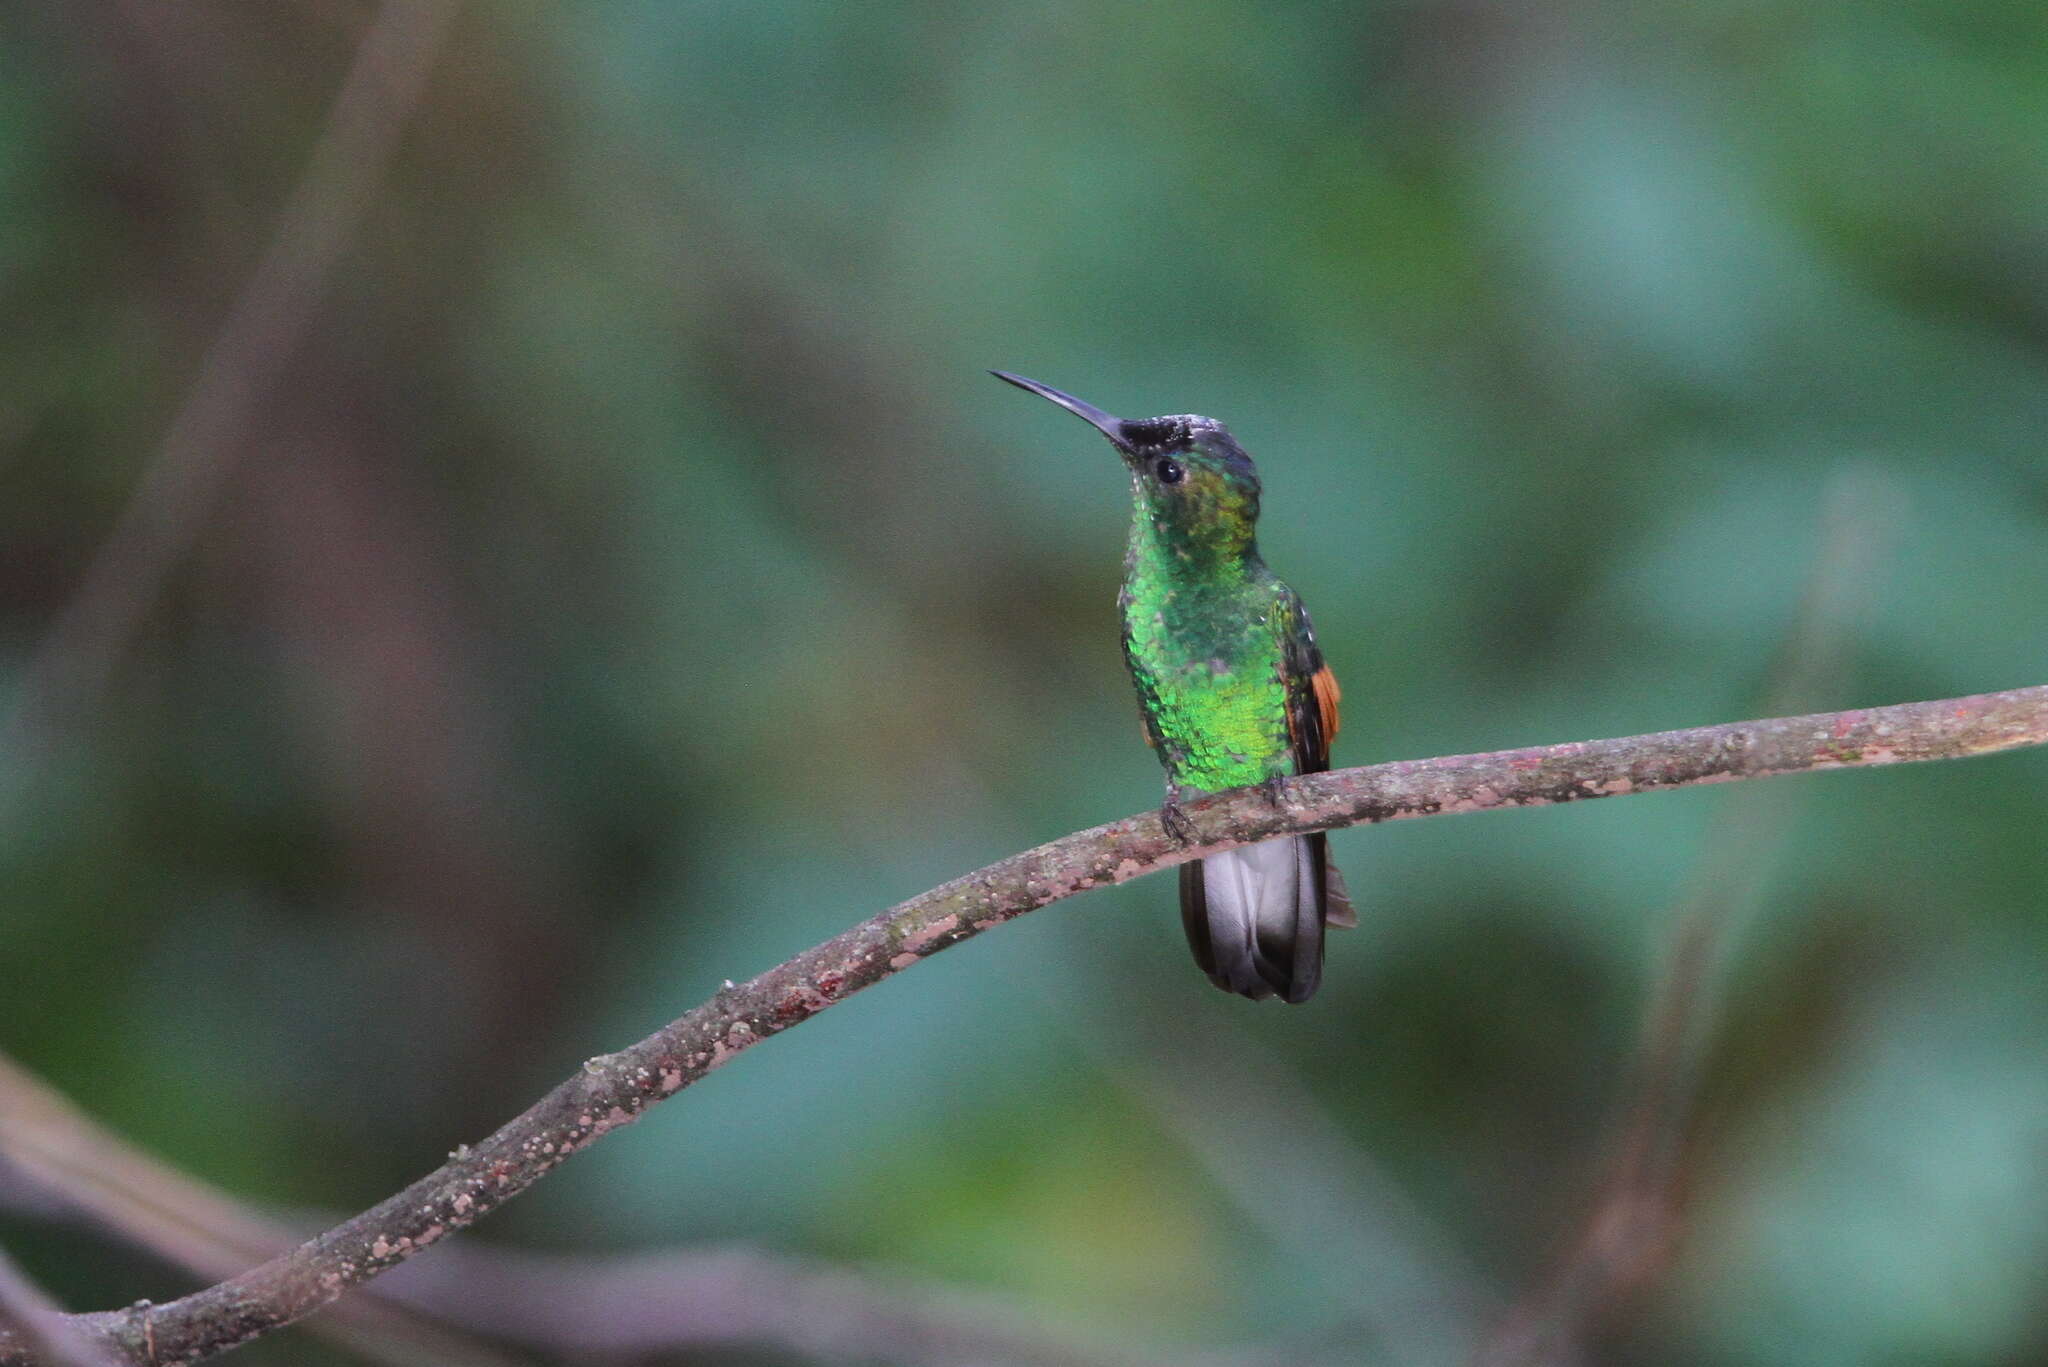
0, 1247, 122, 1367
0, 1053, 527, 1367
5, 684, 2044, 1366
0, 1052, 1171, 1366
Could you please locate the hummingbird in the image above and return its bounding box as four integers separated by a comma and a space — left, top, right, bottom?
994, 371, 1354, 1003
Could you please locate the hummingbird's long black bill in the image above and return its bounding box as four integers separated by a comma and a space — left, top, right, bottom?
990, 371, 1130, 450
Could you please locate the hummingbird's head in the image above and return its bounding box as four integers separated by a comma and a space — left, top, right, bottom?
992, 372, 1262, 558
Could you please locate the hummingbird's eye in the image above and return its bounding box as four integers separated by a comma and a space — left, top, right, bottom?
1154, 457, 1185, 486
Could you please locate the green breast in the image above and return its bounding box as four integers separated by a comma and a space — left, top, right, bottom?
1121, 571, 1292, 795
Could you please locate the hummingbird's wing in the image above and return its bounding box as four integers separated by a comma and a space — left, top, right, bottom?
1282, 614, 1338, 767
1279, 591, 1357, 930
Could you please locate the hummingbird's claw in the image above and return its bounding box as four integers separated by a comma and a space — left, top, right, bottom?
1160, 798, 1198, 846
1258, 776, 1290, 809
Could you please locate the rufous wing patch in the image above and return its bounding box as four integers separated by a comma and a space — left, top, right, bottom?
1312, 665, 1341, 745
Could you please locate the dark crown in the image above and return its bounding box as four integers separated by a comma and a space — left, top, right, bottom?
1116, 416, 1191, 452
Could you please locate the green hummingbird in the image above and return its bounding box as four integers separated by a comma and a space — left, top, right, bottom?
994, 371, 1354, 1003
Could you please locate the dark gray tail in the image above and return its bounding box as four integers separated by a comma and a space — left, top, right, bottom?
1179, 833, 1348, 1003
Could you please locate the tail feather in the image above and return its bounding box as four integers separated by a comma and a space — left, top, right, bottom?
1179, 835, 1330, 1003
1321, 839, 1357, 928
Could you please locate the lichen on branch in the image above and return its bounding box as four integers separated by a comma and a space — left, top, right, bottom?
5, 684, 2045, 1367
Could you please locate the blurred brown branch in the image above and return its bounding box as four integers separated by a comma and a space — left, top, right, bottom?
2, 684, 2044, 1366
1478, 468, 1904, 1365
0, 1054, 524, 1367
0, 1049, 1169, 1367
377, 1243, 1174, 1367
1, 0, 456, 761
1101, 1014, 1495, 1366
0, 1247, 121, 1367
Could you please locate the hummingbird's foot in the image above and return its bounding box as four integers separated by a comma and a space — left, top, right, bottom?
1159, 798, 1199, 846
1258, 775, 1291, 809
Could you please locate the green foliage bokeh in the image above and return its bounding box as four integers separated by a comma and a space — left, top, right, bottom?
4, 3, 2048, 1363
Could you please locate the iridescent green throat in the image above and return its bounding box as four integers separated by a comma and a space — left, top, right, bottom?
1119, 489, 1293, 796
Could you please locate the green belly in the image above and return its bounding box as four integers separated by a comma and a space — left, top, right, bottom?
1132, 654, 1291, 794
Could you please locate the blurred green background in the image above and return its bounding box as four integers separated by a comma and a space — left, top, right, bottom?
5, 2, 2048, 1364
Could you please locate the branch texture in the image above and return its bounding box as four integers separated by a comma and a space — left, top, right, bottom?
6, 684, 2044, 1366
